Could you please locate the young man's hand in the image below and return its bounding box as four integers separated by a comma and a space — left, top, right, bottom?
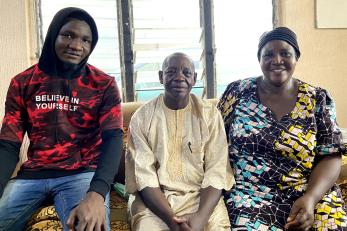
66, 191, 106, 231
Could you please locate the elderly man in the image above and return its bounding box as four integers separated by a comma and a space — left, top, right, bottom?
126, 52, 233, 231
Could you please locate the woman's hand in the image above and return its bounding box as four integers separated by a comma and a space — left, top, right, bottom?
285, 194, 315, 231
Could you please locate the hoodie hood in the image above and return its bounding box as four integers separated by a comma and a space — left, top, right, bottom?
38, 7, 98, 78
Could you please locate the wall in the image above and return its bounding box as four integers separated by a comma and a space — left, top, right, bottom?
278, 0, 347, 127
0, 0, 29, 119
0, 0, 35, 171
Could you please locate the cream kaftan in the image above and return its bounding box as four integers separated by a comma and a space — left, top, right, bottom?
125, 94, 234, 230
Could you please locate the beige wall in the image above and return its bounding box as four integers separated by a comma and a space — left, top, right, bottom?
0, 0, 29, 119
0, 0, 37, 118
0, 0, 35, 170
278, 0, 347, 127
0, 0, 346, 127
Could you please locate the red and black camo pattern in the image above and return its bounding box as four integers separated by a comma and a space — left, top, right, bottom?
0, 64, 122, 171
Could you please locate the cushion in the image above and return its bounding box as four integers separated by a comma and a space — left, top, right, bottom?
25, 190, 130, 231
25, 205, 62, 231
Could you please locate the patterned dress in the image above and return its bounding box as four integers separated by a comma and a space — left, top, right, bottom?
217, 77, 347, 230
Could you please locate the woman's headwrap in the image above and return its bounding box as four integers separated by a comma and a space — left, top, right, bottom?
257, 26, 300, 61
38, 7, 98, 78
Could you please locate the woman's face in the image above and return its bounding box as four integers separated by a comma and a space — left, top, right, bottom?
259, 40, 297, 86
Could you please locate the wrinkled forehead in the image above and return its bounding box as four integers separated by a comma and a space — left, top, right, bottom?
163, 54, 195, 71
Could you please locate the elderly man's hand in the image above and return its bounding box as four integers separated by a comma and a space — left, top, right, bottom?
66, 191, 106, 231
174, 213, 205, 231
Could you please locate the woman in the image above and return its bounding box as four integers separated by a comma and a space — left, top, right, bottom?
217, 27, 347, 230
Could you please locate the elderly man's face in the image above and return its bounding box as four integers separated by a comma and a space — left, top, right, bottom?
55, 19, 92, 64
159, 54, 197, 104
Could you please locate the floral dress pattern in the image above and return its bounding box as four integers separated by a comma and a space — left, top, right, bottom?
217, 77, 347, 230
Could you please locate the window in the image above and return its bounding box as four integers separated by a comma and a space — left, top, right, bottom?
132, 0, 203, 101
37, 0, 273, 101
214, 0, 273, 96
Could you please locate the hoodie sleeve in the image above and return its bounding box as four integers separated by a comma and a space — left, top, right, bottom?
0, 78, 28, 143
0, 140, 21, 197
98, 78, 123, 131
88, 129, 123, 198
0, 77, 27, 197
88, 78, 123, 198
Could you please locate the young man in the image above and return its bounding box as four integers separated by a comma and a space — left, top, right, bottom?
0, 7, 123, 231
125, 52, 234, 230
